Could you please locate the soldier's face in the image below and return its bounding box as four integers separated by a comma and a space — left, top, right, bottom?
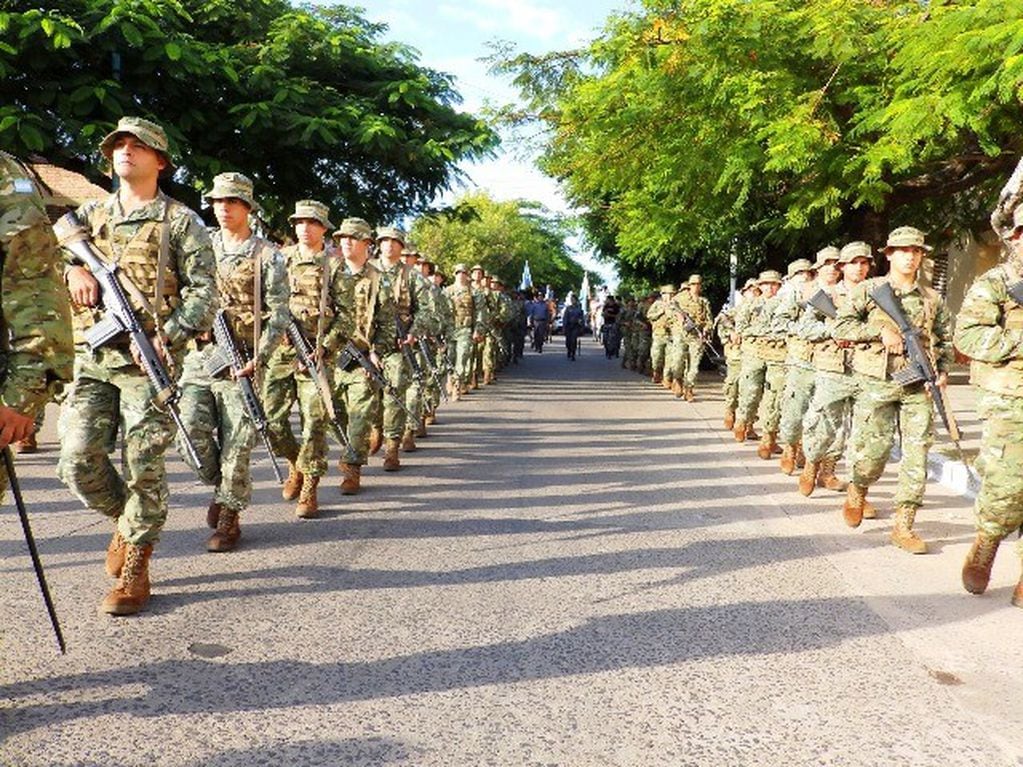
690, 282, 701, 296
111, 135, 166, 183
378, 238, 403, 259
760, 282, 779, 297
843, 257, 871, 284
432, 274, 444, 287
887, 247, 923, 278
294, 219, 326, 248
457, 271, 470, 285
339, 235, 370, 260
818, 262, 839, 284
212, 198, 250, 232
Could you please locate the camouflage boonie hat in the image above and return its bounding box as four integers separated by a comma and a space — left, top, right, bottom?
454, 263, 468, 274
882, 225, 932, 252
204, 172, 259, 212
470, 263, 484, 273
786, 259, 813, 279
688, 274, 702, 285
99, 116, 174, 177
659, 284, 675, 294
758, 270, 783, 285
333, 217, 375, 241
839, 241, 873, 263
678, 282, 690, 291
376, 225, 406, 244
814, 246, 840, 267
288, 200, 333, 230
742, 278, 759, 291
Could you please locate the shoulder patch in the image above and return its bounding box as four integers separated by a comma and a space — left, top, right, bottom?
12, 178, 35, 194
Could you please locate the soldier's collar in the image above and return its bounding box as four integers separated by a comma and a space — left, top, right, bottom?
108, 189, 168, 223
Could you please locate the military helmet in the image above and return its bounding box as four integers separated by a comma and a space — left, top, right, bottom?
204, 171, 259, 212
100, 116, 175, 178
288, 200, 334, 230
814, 246, 840, 267
839, 241, 873, 264
376, 225, 406, 245
882, 225, 932, 252
331, 216, 373, 241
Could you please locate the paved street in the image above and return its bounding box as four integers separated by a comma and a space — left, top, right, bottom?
2, 340, 1023, 767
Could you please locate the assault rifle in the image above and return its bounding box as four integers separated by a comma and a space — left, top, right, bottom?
54, 212, 203, 472
417, 336, 449, 402
668, 302, 728, 375
870, 282, 963, 457
338, 341, 416, 421
206, 311, 283, 483
395, 316, 425, 388
3, 448, 65, 653
806, 289, 838, 319
286, 318, 351, 450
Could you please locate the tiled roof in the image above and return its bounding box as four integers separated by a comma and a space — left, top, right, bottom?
28, 161, 108, 209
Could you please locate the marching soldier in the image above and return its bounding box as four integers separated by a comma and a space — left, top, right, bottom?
675, 275, 713, 401
666, 283, 691, 397
647, 285, 675, 386
445, 264, 484, 398
833, 226, 953, 552
263, 200, 349, 519
955, 194, 1023, 603
57, 116, 218, 614
0, 151, 73, 483
717, 279, 759, 430
733, 270, 782, 445
178, 172, 288, 551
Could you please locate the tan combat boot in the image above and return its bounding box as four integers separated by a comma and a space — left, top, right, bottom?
101, 542, 153, 616
798, 460, 819, 496
779, 445, 796, 475
424, 410, 437, 426
733, 422, 748, 443
962, 533, 1001, 595
684, 386, 695, 402
369, 426, 383, 455
1012, 577, 1023, 608
105, 528, 127, 578
206, 500, 222, 529
469, 373, 478, 390
891, 505, 927, 554
794, 442, 806, 469
756, 432, 777, 460
401, 429, 417, 452
295, 475, 319, 519
862, 499, 877, 519
282, 461, 303, 501
382, 438, 401, 471
672, 380, 684, 398
652, 372, 662, 384
207, 506, 241, 552
723, 409, 735, 431
340, 462, 361, 495
662, 377, 673, 390
12, 432, 37, 454
842, 484, 867, 528
416, 417, 428, 438
817, 457, 848, 492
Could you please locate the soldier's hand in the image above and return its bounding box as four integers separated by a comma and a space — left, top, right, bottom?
369, 350, 382, 369
234, 360, 256, 379
880, 326, 904, 354
67, 265, 100, 307
729, 332, 741, 345
936, 371, 948, 391
472, 333, 483, 343
0, 406, 34, 449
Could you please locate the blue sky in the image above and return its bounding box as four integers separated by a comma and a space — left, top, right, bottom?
363, 0, 629, 284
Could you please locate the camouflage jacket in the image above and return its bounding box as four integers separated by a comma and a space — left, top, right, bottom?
954, 263, 1023, 397
0, 152, 73, 414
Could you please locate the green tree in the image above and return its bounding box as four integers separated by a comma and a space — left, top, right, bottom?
492, 0, 1023, 287
1, 1, 497, 226
410, 191, 591, 295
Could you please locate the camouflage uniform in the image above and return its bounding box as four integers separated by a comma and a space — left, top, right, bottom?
0, 152, 74, 494
178, 181, 288, 520
58, 188, 218, 547
635, 298, 653, 374
775, 260, 818, 458
665, 289, 690, 389
647, 287, 674, 383
833, 273, 952, 525
675, 277, 713, 392
715, 303, 742, 421
445, 271, 484, 394
734, 290, 768, 435
262, 204, 349, 479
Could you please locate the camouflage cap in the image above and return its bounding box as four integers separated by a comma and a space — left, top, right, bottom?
758, 269, 783, 285
470, 263, 484, 273
376, 225, 406, 244
659, 284, 675, 294
814, 246, 840, 267
453, 263, 468, 274
688, 274, 702, 285
839, 241, 873, 263
786, 259, 814, 279
99, 116, 174, 177
333, 217, 374, 241
204, 171, 259, 212
288, 200, 333, 230
882, 225, 932, 252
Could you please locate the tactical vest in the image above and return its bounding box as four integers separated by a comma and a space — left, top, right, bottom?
850, 279, 939, 380
449, 287, 475, 329
380, 261, 413, 327
786, 334, 813, 365
812, 288, 849, 374
970, 265, 1023, 397
71, 200, 181, 343
215, 239, 266, 346
347, 263, 381, 350
285, 245, 334, 341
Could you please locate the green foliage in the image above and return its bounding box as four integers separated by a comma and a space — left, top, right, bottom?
0, 0, 497, 227
493, 0, 1023, 285
410, 191, 591, 295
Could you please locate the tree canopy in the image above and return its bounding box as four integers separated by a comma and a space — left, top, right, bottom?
491, 0, 1023, 288
410, 191, 591, 295
1, 0, 497, 227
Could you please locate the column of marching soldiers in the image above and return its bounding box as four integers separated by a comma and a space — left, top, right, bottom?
613, 165, 1023, 609
0, 117, 526, 618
